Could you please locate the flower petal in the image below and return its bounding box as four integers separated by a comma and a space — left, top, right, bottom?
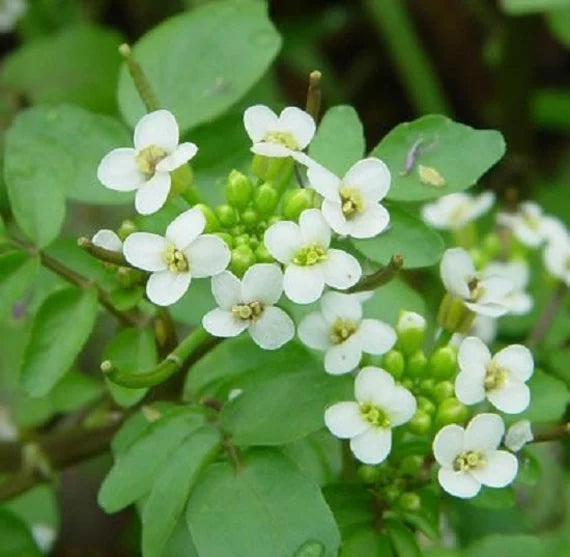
478, 276, 514, 304
97, 148, 143, 191
283, 265, 325, 304
241, 263, 283, 305
251, 142, 293, 158
458, 336, 491, 378
320, 291, 362, 324
349, 204, 390, 239
211, 271, 242, 310
357, 319, 396, 355
440, 248, 474, 299
278, 106, 316, 150
156, 142, 198, 172
135, 172, 171, 215
249, 306, 295, 350
350, 427, 392, 464
471, 450, 518, 488
263, 221, 302, 264
323, 249, 361, 290
344, 158, 391, 201
92, 229, 122, 252
123, 232, 168, 272
185, 235, 231, 278
438, 468, 481, 499
299, 209, 331, 248
433, 424, 465, 467
202, 308, 249, 338
324, 336, 363, 375
505, 420, 533, 452
321, 200, 350, 236
383, 386, 417, 427
492, 344, 533, 382
455, 371, 486, 406
464, 301, 510, 318
487, 377, 530, 414
464, 413, 505, 452
298, 312, 331, 350
243, 105, 279, 143
165, 207, 206, 250
134, 109, 179, 152
307, 164, 342, 201
354, 367, 395, 405
324, 401, 369, 439
146, 270, 191, 306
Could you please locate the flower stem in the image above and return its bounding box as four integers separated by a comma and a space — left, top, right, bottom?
527, 282, 568, 349
531, 422, 570, 444
306, 70, 322, 121
349, 254, 404, 293
77, 237, 130, 267
119, 43, 160, 112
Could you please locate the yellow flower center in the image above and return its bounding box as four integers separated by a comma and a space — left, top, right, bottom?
231, 301, 263, 322
522, 211, 541, 231
453, 450, 486, 472
484, 360, 508, 391
163, 244, 189, 273
329, 318, 358, 344
293, 244, 328, 266
360, 403, 391, 428
136, 145, 167, 177
264, 131, 298, 149
467, 277, 484, 302
339, 186, 364, 219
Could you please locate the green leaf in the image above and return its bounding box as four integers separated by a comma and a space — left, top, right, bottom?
1, 24, 123, 113
351, 205, 444, 269
500, 0, 570, 14
309, 106, 365, 176
170, 278, 216, 327
370, 115, 505, 202
323, 484, 375, 537
4, 485, 59, 538
340, 529, 394, 557
520, 369, 569, 422
465, 534, 546, 557
470, 486, 516, 509
99, 406, 206, 513
186, 449, 341, 557
20, 287, 98, 397
0, 509, 41, 557
118, 0, 281, 133
4, 105, 132, 206
385, 519, 421, 557
142, 426, 222, 557
546, 9, 570, 47
103, 328, 157, 408
0, 252, 39, 319
222, 368, 352, 446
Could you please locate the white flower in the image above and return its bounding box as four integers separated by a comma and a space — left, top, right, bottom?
451, 315, 498, 349
505, 420, 533, 452
298, 292, 396, 374
307, 158, 391, 238
243, 105, 315, 166
497, 202, 549, 248
123, 208, 230, 306
31, 523, 56, 553
397, 310, 426, 333
440, 248, 514, 317
202, 264, 294, 350
97, 110, 198, 215
543, 231, 570, 286
325, 367, 416, 464
422, 192, 495, 230
456, 336, 533, 414
433, 413, 518, 499
0, 0, 26, 33
264, 209, 362, 304
92, 229, 123, 252
483, 260, 533, 315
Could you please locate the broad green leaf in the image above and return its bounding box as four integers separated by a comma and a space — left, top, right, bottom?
519, 369, 569, 422
309, 106, 365, 176
4, 105, 132, 205
1, 24, 123, 113
99, 406, 206, 513
186, 450, 341, 557
470, 486, 516, 509
340, 529, 393, 557
465, 534, 546, 557
0, 508, 41, 557
118, 0, 281, 133
385, 519, 421, 557
103, 328, 157, 408
370, 115, 505, 202
142, 426, 222, 557
222, 367, 352, 446
162, 519, 200, 557
501, 0, 570, 14
20, 287, 98, 397
351, 205, 444, 269
364, 278, 426, 326
4, 485, 59, 539
0, 252, 38, 319
323, 484, 375, 538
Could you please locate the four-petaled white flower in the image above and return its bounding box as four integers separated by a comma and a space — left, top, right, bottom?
123, 208, 230, 306
307, 158, 391, 238
456, 336, 533, 414
483, 260, 533, 315
243, 105, 315, 166
97, 110, 198, 215
325, 367, 416, 464
440, 248, 514, 317
497, 201, 552, 248
422, 192, 495, 231
92, 229, 123, 253
543, 229, 570, 286
264, 209, 362, 304
504, 420, 533, 452
433, 413, 518, 498
299, 292, 396, 374
202, 264, 294, 350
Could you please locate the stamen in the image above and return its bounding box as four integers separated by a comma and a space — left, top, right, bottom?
453, 450, 486, 472
360, 403, 391, 428
293, 244, 328, 266
339, 186, 364, 218
136, 145, 167, 176
232, 301, 264, 322
329, 318, 358, 344
484, 361, 508, 391
264, 131, 298, 150
163, 245, 189, 273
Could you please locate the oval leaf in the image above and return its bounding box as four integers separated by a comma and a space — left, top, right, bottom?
0, 252, 39, 319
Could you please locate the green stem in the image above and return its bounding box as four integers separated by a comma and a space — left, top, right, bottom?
531, 422, 570, 444
527, 282, 568, 349
119, 44, 160, 112
435, 328, 453, 349
77, 237, 129, 267
349, 254, 404, 293
305, 70, 322, 121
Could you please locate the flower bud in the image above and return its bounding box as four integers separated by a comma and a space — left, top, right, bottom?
194, 203, 220, 232
241, 207, 259, 227
396, 311, 426, 355
358, 465, 381, 484
432, 381, 454, 403
214, 232, 233, 248
282, 189, 315, 221
251, 154, 291, 181
170, 164, 194, 195
234, 234, 250, 246
407, 411, 432, 435
435, 397, 468, 427
382, 350, 405, 380
469, 247, 486, 270
400, 455, 424, 476
118, 219, 137, 241
383, 485, 402, 503
428, 345, 457, 380
406, 350, 427, 379
419, 378, 435, 396
417, 396, 435, 415
229, 245, 256, 276
215, 204, 238, 228
437, 294, 475, 334
226, 170, 253, 209
268, 215, 283, 226
255, 242, 274, 263
254, 183, 279, 215
397, 492, 421, 512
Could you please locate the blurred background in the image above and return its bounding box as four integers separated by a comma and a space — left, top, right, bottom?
0, 0, 568, 555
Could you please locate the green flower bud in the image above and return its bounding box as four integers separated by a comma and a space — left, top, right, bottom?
382, 350, 405, 380
235, 234, 250, 246
282, 189, 315, 221
241, 207, 259, 227
226, 170, 253, 209
358, 465, 381, 484
248, 235, 259, 249
406, 350, 427, 379
213, 232, 234, 248
383, 485, 402, 503
170, 164, 194, 195
231, 225, 245, 236
251, 154, 292, 181
429, 345, 457, 380
407, 410, 432, 435
255, 242, 274, 263
396, 311, 426, 355
419, 378, 435, 396
229, 245, 256, 277
254, 183, 279, 215
417, 396, 436, 415
437, 293, 475, 334
400, 455, 424, 476
215, 204, 238, 227
397, 492, 421, 512
402, 378, 414, 391
268, 215, 283, 226
194, 204, 220, 232
470, 247, 486, 270
117, 219, 137, 241
435, 397, 468, 428
433, 381, 454, 403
